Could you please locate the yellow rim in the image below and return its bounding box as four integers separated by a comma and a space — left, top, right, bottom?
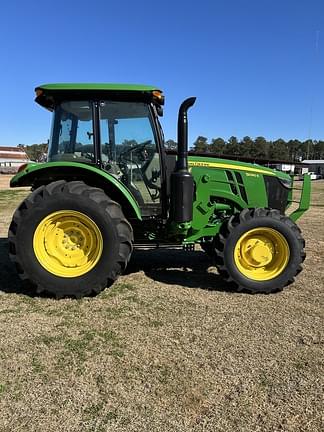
33, 210, 103, 278
234, 227, 290, 281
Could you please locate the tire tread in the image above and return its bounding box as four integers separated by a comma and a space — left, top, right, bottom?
213, 208, 306, 294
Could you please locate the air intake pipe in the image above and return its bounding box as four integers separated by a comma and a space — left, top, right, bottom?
170, 97, 196, 223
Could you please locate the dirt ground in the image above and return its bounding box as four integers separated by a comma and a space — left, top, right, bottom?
0, 175, 12, 190
0, 176, 323, 432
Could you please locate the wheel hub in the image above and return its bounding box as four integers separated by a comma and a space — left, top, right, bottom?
234, 227, 290, 281
34, 210, 103, 277
244, 238, 274, 267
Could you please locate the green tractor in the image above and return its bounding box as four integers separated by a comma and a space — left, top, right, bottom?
8, 83, 311, 297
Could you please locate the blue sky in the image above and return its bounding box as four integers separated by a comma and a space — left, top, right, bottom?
1, 0, 324, 146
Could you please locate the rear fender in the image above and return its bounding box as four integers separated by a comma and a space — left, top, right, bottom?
10, 162, 142, 220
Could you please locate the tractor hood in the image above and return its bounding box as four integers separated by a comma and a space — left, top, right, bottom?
188, 155, 288, 179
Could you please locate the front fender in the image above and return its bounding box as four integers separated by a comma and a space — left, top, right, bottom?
11, 162, 142, 220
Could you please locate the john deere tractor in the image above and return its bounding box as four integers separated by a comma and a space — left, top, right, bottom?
8, 83, 311, 297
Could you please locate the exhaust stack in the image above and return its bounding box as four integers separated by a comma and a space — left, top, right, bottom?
170, 97, 196, 223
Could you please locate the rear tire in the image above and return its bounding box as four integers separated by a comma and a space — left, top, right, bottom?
214, 208, 306, 293
8, 180, 133, 298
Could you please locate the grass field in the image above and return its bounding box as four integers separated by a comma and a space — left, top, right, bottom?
0, 177, 323, 432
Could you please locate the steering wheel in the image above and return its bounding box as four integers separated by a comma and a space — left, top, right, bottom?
119, 140, 152, 163
118, 140, 151, 179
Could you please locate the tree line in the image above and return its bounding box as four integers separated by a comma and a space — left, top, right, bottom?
18, 143, 48, 162
18, 137, 324, 163
166, 137, 324, 161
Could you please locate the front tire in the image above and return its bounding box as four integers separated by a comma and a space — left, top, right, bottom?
214, 208, 306, 293
8, 180, 133, 298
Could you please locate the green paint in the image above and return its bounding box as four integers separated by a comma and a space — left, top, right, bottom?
36, 83, 160, 92
289, 174, 311, 222
182, 163, 269, 242
188, 155, 277, 176
35, 82, 164, 110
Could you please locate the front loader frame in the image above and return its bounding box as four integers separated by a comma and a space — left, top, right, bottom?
289, 174, 311, 222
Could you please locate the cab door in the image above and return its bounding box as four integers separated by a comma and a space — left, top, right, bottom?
99, 101, 162, 215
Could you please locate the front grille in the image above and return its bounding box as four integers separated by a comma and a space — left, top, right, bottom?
264, 176, 289, 213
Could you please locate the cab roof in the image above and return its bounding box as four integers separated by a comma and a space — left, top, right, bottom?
36, 83, 160, 92
35, 83, 164, 110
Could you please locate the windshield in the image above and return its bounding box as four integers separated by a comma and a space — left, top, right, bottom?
48, 101, 95, 163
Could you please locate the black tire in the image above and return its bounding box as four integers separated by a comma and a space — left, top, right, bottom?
214, 208, 306, 293
8, 180, 133, 298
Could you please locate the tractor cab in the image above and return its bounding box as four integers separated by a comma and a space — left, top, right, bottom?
37, 84, 166, 214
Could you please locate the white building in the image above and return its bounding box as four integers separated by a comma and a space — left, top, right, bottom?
271, 163, 296, 173
0, 146, 29, 168
302, 160, 324, 177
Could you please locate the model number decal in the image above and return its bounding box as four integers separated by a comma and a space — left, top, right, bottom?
188, 161, 272, 176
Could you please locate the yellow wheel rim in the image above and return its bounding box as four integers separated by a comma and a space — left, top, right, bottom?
33, 210, 103, 278
234, 227, 290, 281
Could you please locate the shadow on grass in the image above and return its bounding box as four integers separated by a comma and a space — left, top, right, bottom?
0, 238, 234, 297
0, 237, 30, 295
127, 248, 235, 293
